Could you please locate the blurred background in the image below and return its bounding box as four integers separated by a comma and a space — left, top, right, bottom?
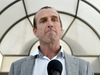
0, 0, 100, 75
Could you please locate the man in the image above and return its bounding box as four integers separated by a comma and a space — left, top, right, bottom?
9, 6, 94, 75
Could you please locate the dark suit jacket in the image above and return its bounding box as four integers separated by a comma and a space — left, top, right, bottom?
8, 51, 94, 75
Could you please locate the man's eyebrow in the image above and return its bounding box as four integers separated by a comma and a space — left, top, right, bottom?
39, 15, 58, 21
51, 15, 58, 18
40, 17, 47, 21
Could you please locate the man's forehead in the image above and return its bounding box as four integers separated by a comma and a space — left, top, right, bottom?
35, 8, 59, 19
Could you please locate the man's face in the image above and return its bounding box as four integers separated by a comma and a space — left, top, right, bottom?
33, 8, 62, 44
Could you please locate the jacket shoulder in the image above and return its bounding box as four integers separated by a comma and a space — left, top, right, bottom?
64, 52, 87, 63
64, 52, 94, 75
13, 56, 30, 64
9, 56, 35, 75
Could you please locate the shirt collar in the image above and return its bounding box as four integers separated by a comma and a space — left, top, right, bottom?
57, 46, 64, 57
31, 46, 40, 56
31, 46, 64, 58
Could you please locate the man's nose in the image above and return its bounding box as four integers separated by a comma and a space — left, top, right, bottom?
47, 20, 53, 28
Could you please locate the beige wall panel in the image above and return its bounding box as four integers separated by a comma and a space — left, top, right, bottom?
0, 52, 3, 71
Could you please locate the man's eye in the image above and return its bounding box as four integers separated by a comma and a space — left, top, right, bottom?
41, 20, 45, 23
52, 18, 56, 22
53, 19, 56, 21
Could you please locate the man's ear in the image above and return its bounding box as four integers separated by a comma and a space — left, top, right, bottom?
33, 28, 38, 37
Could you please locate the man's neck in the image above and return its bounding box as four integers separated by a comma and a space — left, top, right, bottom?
39, 41, 61, 59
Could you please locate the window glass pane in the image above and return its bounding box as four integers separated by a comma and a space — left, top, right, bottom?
0, 1, 25, 39
0, 19, 34, 55
25, 0, 78, 15
63, 19, 100, 55
78, 1, 100, 35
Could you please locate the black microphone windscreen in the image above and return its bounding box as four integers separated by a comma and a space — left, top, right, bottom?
47, 60, 63, 75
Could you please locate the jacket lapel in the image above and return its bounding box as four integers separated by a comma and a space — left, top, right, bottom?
20, 56, 35, 75
64, 51, 79, 75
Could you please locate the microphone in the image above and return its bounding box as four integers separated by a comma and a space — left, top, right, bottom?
47, 60, 63, 75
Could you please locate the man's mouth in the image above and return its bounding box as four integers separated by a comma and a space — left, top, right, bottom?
45, 30, 56, 34
45, 28, 56, 34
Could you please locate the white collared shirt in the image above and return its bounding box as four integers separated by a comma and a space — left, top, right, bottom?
31, 46, 66, 75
